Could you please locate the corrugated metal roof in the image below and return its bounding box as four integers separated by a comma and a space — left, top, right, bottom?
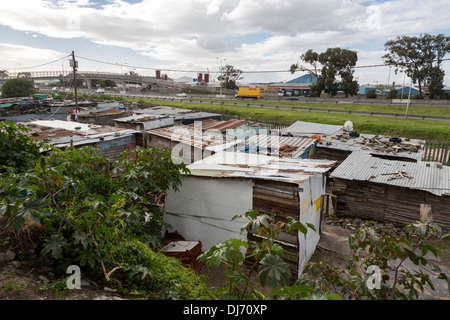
318, 133, 424, 161
114, 114, 165, 123
133, 106, 192, 116
146, 125, 227, 150
187, 151, 336, 184
186, 119, 249, 132
22, 120, 138, 148
280, 121, 344, 136
330, 152, 450, 196
76, 107, 126, 117
232, 135, 318, 159
0, 101, 31, 108
28, 120, 98, 133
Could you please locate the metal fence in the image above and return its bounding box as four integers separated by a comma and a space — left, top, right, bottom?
422, 140, 450, 165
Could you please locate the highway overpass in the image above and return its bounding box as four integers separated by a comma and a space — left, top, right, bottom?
0, 70, 173, 89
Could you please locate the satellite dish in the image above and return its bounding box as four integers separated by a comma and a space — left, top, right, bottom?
344, 121, 353, 132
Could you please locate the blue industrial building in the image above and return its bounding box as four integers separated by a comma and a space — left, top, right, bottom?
358, 85, 378, 95
286, 74, 317, 84
397, 86, 420, 96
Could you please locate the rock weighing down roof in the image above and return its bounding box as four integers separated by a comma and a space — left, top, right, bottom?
318, 132, 425, 162
330, 152, 450, 196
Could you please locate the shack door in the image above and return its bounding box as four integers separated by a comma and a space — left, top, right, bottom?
250, 180, 301, 279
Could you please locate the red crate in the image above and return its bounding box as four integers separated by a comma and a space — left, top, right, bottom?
161, 241, 204, 271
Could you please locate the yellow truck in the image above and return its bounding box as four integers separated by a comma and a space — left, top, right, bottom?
235, 87, 264, 99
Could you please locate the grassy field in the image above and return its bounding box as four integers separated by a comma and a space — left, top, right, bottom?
264, 101, 449, 118
196, 98, 450, 118
73, 93, 450, 141
130, 98, 450, 141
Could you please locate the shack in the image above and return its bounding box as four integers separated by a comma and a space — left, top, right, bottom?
186, 119, 270, 140
281, 121, 424, 165
164, 151, 336, 277
315, 132, 424, 166
76, 108, 130, 126
114, 114, 174, 131
23, 120, 138, 162
145, 125, 232, 164
133, 106, 222, 125
228, 135, 319, 159
329, 152, 450, 228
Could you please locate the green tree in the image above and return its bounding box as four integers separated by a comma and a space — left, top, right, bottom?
0, 70, 8, 78
1, 78, 35, 98
383, 34, 450, 99
217, 64, 242, 90
367, 89, 377, 99
99, 80, 117, 88
291, 48, 359, 97
387, 88, 398, 99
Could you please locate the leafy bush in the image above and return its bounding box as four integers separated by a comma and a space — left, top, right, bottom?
0, 131, 215, 299
366, 89, 377, 99
0, 121, 46, 173
297, 220, 450, 300
199, 210, 317, 300
387, 88, 398, 99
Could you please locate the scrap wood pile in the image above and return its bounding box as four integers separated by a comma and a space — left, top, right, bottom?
331, 133, 423, 154
278, 144, 298, 157
381, 170, 413, 181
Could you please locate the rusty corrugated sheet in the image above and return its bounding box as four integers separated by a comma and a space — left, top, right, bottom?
187, 119, 249, 132
146, 125, 226, 150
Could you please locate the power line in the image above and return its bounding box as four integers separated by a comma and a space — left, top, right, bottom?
4, 53, 449, 75
2, 54, 72, 71
77, 55, 294, 74
77, 54, 396, 74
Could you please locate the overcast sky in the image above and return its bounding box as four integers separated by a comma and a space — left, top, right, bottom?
1, 0, 450, 85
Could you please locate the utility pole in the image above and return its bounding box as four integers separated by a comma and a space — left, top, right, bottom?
71, 51, 79, 112
216, 57, 226, 104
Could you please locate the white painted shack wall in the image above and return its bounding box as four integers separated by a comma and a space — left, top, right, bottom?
164, 176, 253, 251
297, 174, 324, 275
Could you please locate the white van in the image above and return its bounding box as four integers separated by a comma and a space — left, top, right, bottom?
95, 88, 105, 94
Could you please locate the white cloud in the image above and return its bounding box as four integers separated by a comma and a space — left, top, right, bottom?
0, 0, 449, 83
0, 43, 65, 68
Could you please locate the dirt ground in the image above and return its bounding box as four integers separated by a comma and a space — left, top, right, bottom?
0, 216, 449, 300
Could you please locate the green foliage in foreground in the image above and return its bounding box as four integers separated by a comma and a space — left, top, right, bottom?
201, 213, 449, 300
0, 121, 48, 173
0, 135, 215, 299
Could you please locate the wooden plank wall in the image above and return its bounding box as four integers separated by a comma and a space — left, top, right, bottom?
250, 180, 300, 278
330, 178, 450, 229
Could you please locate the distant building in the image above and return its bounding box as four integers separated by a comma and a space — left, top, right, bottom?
256, 73, 316, 94
397, 86, 420, 96
286, 74, 317, 84
358, 85, 378, 95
